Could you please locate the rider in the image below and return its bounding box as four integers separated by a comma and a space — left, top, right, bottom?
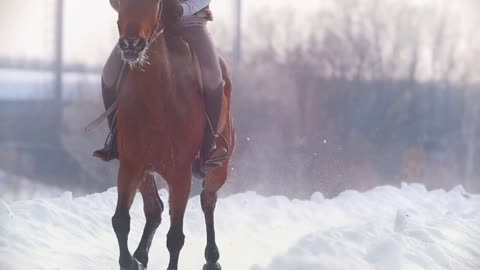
94, 0, 228, 169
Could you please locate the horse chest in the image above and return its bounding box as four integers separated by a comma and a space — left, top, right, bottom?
117, 93, 165, 151
117, 95, 201, 168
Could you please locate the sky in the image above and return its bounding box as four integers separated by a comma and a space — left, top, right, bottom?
0, 0, 322, 64
0, 0, 477, 65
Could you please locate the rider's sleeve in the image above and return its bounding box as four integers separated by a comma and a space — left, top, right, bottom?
181, 0, 211, 17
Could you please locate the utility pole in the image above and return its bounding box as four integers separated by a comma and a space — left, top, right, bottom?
54, 0, 64, 102
54, 0, 64, 131
233, 0, 242, 66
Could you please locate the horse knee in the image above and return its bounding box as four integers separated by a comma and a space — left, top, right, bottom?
112, 211, 131, 235
203, 174, 227, 195
201, 191, 217, 213
167, 227, 185, 254
144, 197, 163, 228
146, 212, 162, 229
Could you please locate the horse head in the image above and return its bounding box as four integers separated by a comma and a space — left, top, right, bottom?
110, 0, 164, 66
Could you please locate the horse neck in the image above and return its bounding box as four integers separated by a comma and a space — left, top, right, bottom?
130, 35, 174, 109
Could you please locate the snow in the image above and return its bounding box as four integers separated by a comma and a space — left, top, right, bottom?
0, 183, 479, 270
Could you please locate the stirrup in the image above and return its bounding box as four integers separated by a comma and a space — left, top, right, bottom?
93, 147, 116, 162
204, 147, 229, 168
93, 136, 118, 162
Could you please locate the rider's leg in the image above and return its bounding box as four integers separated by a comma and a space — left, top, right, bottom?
93, 45, 123, 161
180, 26, 229, 168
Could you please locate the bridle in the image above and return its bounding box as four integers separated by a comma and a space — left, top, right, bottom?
114, 0, 165, 45
147, 0, 165, 45
85, 0, 165, 132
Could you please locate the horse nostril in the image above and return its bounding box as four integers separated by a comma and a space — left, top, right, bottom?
118, 37, 146, 52
119, 37, 130, 51
134, 38, 146, 51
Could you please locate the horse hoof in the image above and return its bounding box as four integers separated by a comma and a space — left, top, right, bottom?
120, 258, 145, 270
203, 262, 221, 270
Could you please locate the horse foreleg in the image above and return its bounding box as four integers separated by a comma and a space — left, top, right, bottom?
166, 170, 192, 270
133, 172, 164, 267
112, 160, 143, 270
201, 168, 228, 270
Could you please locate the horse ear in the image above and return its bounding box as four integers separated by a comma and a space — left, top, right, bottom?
110, 0, 120, 12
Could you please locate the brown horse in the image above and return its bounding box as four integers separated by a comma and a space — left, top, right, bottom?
105, 0, 235, 269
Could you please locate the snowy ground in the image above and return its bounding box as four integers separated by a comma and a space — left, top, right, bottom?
0, 183, 479, 270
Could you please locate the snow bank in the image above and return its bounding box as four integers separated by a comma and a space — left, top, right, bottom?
0, 183, 479, 270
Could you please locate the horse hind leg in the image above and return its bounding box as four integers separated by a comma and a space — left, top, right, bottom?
133, 172, 164, 268
201, 190, 221, 270
201, 164, 229, 270
112, 160, 144, 270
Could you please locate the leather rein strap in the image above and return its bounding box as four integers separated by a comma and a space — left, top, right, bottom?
85, 1, 165, 132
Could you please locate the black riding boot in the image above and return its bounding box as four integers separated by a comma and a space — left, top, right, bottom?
202, 85, 229, 169
93, 79, 119, 162
93, 125, 118, 162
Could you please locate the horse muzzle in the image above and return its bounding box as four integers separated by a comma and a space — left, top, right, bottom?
119, 37, 147, 63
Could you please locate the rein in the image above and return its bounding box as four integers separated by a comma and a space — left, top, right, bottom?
147, 0, 165, 45
85, 1, 165, 132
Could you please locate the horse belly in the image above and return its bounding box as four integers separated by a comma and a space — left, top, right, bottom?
119, 120, 202, 173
